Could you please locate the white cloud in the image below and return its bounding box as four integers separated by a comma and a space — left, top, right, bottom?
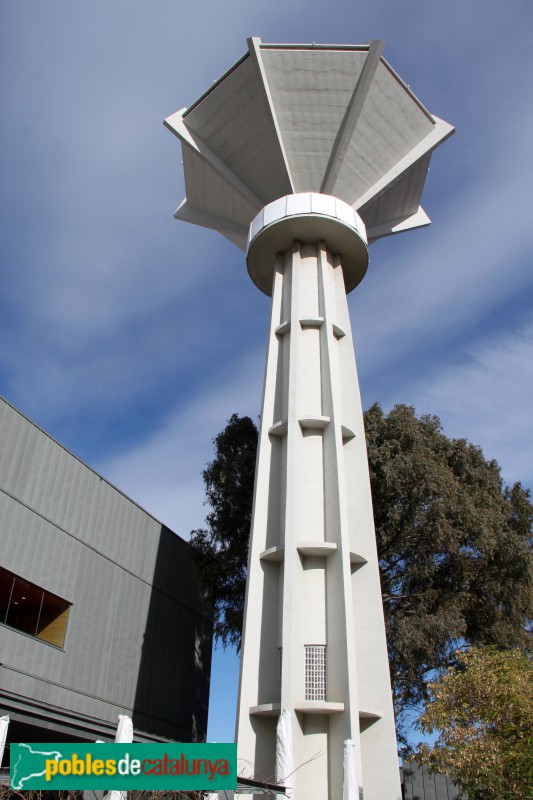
408, 319, 533, 489
97, 348, 264, 537
350, 99, 533, 379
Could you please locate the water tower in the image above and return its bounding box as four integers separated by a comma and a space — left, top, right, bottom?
165, 38, 453, 800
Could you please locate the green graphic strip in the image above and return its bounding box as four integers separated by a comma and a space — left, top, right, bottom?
11, 742, 237, 790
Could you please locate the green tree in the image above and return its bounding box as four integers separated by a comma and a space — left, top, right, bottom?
365, 403, 532, 735
190, 406, 532, 738
189, 413, 257, 648
417, 646, 533, 799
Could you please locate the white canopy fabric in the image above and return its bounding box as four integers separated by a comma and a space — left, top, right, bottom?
0, 716, 9, 768
343, 739, 358, 800
107, 715, 134, 800
275, 708, 294, 799
114, 715, 133, 744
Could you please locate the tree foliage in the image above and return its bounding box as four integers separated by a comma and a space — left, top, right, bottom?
189, 414, 257, 648
365, 403, 532, 730
417, 646, 533, 799
190, 405, 532, 739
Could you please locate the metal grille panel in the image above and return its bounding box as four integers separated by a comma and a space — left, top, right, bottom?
305, 645, 326, 700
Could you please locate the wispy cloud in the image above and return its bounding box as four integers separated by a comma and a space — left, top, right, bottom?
351, 100, 533, 398
97, 347, 264, 536
410, 318, 533, 489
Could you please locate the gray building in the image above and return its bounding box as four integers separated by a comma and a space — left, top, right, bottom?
402, 760, 467, 800
0, 397, 212, 751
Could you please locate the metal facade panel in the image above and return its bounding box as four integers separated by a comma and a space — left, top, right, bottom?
0, 492, 81, 599
0, 403, 164, 585
0, 403, 33, 494
402, 760, 467, 799
0, 398, 211, 742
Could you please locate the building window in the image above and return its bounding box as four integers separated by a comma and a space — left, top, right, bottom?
305, 644, 326, 701
0, 566, 71, 648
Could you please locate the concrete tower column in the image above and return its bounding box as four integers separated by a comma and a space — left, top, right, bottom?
235, 194, 401, 800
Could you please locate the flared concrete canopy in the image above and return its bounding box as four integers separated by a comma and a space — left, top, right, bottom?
165, 38, 454, 247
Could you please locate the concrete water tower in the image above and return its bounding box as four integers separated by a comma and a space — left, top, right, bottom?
165, 38, 453, 800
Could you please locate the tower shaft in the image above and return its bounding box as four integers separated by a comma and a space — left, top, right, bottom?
236, 200, 400, 799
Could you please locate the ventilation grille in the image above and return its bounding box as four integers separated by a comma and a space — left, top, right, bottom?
305, 645, 326, 701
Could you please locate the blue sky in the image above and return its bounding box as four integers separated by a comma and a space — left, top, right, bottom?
1, 0, 532, 745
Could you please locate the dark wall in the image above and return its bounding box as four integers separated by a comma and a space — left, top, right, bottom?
132, 526, 212, 742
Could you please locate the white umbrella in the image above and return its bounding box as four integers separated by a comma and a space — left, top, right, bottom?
0, 716, 9, 769
114, 716, 133, 745
276, 708, 294, 799
107, 715, 133, 800
343, 739, 360, 800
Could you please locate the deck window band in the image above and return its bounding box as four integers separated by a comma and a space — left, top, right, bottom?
0, 565, 71, 648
